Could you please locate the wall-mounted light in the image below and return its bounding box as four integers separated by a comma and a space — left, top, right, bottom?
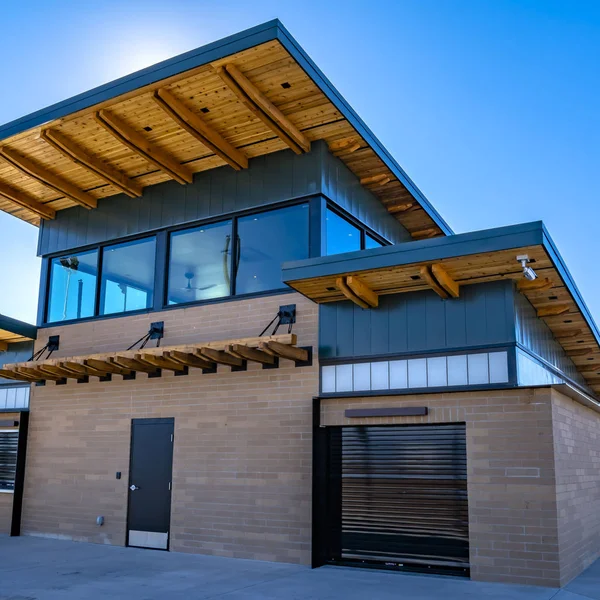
517, 254, 537, 281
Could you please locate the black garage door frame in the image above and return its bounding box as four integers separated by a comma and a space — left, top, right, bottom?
312, 398, 470, 577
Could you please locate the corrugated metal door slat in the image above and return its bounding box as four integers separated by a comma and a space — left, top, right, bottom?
338, 423, 469, 571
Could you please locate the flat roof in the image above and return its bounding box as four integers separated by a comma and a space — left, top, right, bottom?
0, 20, 451, 239
282, 221, 600, 396
0, 314, 37, 346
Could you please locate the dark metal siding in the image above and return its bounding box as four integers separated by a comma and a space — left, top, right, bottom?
319, 280, 516, 359
38, 141, 410, 256
0, 342, 33, 386
328, 423, 469, 572
319, 144, 411, 245
514, 291, 586, 387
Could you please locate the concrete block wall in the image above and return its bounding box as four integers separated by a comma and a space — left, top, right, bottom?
551, 389, 600, 584
22, 293, 319, 564
320, 388, 563, 587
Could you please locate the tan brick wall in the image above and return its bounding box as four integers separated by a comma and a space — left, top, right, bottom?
0, 493, 12, 534
321, 388, 561, 587
551, 388, 600, 585
22, 293, 319, 564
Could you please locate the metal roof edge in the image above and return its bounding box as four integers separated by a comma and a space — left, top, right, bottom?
274, 22, 453, 236
0, 314, 37, 341
282, 221, 544, 281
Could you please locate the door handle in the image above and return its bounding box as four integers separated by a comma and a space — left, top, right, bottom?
129, 484, 140, 491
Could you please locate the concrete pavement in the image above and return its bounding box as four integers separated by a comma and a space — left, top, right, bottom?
1, 536, 599, 599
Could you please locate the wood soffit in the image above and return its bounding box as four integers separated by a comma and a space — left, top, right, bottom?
0, 40, 444, 238
285, 244, 600, 396
0, 333, 308, 384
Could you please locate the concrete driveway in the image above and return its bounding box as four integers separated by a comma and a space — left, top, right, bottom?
0, 536, 599, 599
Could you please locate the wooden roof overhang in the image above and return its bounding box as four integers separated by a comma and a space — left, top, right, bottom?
0, 20, 451, 239
0, 314, 37, 351
0, 333, 310, 384
282, 221, 600, 397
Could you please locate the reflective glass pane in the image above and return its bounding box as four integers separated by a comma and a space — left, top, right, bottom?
336, 364, 353, 392
408, 358, 428, 388
325, 208, 361, 255
427, 356, 448, 387
353, 363, 371, 391
371, 361, 390, 390
321, 366, 336, 393
100, 238, 156, 315
447, 355, 468, 386
236, 204, 309, 294
365, 234, 384, 249
167, 221, 232, 304
489, 351, 509, 383
47, 250, 98, 322
468, 353, 490, 385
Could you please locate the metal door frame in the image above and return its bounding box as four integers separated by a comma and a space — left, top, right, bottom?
125, 417, 174, 550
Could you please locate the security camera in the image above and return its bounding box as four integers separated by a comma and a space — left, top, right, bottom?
517, 254, 537, 281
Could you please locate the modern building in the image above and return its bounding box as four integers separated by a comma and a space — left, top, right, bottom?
0, 20, 598, 588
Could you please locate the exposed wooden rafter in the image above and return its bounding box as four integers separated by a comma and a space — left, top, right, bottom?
40, 129, 143, 198
0, 180, 56, 220
258, 340, 309, 364
94, 110, 193, 185
329, 137, 361, 157
517, 277, 554, 292
336, 275, 378, 308
538, 304, 570, 318
152, 88, 248, 171
412, 228, 439, 240
420, 265, 449, 299
0, 147, 97, 209
360, 174, 391, 187
0, 341, 7, 352
215, 63, 310, 155
388, 202, 414, 214
198, 347, 244, 368
226, 344, 276, 366
431, 264, 460, 298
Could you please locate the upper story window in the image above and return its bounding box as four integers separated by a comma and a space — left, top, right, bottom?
167, 221, 232, 305
325, 207, 387, 255
236, 204, 309, 294
100, 238, 156, 315
47, 249, 98, 322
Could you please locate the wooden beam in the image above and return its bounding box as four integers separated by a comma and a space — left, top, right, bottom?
198, 347, 244, 368
40, 129, 143, 198
0, 368, 35, 382
346, 276, 378, 308
0, 341, 7, 352
111, 356, 160, 374
555, 329, 583, 340
0, 147, 97, 209
85, 358, 133, 376
258, 341, 309, 364
215, 64, 310, 154
329, 138, 361, 157
94, 110, 193, 184
164, 350, 215, 370
419, 265, 449, 299
153, 89, 248, 171
226, 344, 276, 366
517, 277, 553, 292
0, 180, 55, 220
577, 364, 600, 374
412, 228, 439, 240
360, 174, 391, 187
336, 276, 370, 309
388, 202, 414, 214
567, 348, 593, 357
431, 264, 460, 298
16, 366, 60, 381
538, 304, 570, 318
59, 361, 107, 378
36, 364, 84, 381
135, 353, 186, 373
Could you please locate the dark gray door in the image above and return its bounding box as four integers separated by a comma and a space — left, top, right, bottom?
127, 418, 174, 550
325, 423, 469, 575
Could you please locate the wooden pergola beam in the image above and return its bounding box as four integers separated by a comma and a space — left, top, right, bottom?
226, 344, 276, 365
0, 180, 56, 220
136, 353, 186, 373
420, 265, 449, 299
431, 264, 460, 298
0, 368, 35, 382
336, 276, 369, 309
40, 129, 143, 198
258, 340, 309, 364
198, 347, 244, 368
60, 360, 108, 378
85, 358, 133, 376
0, 147, 97, 209
112, 355, 160, 374
216, 63, 310, 155
346, 276, 378, 308
94, 110, 193, 185
153, 89, 248, 171
164, 350, 215, 370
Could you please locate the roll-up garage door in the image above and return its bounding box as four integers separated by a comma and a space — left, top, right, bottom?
324, 423, 469, 575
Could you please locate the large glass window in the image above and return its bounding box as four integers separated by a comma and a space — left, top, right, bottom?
167, 221, 232, 305
325, 208, 361, 256
365, 233, 384, 249
47, 250, 98, 322
100, 238, 156, 315
236, 204, 309, 295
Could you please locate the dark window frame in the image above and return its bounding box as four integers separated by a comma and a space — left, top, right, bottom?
324, 203, 390, 253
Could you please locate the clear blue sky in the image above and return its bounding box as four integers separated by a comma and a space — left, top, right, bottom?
0, 0, 598, 324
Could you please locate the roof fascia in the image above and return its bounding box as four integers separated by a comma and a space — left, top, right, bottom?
0, 314, 37, 340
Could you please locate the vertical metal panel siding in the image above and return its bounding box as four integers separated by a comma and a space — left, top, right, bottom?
338, 424, 469, 569
320, 280, 516, 359
514, 291, 586, 387
38, 147, 322, 256
319, 143, 411, 244
0, 342, 34, 386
